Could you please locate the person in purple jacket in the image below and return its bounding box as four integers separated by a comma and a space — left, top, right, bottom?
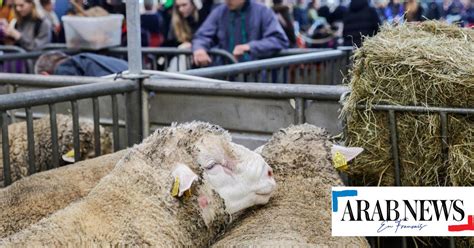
192, 0, 289, 66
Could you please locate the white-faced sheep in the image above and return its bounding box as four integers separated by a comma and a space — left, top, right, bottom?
1, 122, 277, 246
212, 124, 369, 247
0, 114, 112, 186
0, 150, 126, 238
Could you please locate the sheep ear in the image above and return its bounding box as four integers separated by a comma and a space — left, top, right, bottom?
254, 145, 265, 154
331, 145, 363, 162
171, 163, 198, 197
62, 149, 75, 163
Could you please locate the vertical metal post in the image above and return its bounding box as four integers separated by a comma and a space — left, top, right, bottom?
111, 95, 120, 151
449, 237, 456, 248
388, 110, 407, 248
7, 85, 17, 123
388, 110, 402, 187
1, 111, 11, 186
71, 101, 81, 163
126, 89, 143, 146
125, 0, 144, 147
92, 98, 101, 157
440, 112, 456, 247
142, 89, 150, 138
25, 107, 36, 175
294, 98, 305, 124
49, 104, 59, 169
126, 0, 142, 75
440, 112, 449, 165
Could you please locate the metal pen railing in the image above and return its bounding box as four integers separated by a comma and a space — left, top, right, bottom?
142, 77, 348, 137
0, 45, 30, 74
184, 50, 349, 84
0, 45, 238, 74
0, 78, 138, 186
340, 90, 472, 248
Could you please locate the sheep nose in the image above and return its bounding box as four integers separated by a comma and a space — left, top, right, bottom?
267, 168, 273, 177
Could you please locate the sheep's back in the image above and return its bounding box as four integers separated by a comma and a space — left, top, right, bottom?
213, 176, 367, 247
0, 150, 126, 238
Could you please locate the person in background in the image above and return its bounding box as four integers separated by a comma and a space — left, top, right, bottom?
1, 0, 51, 50
307, 0, 328, 24
0, 0, 15, 22
293, 0, 309, 31
461, 0, 473, 26
425, 0, 443, 20
164, 0, 203, 48
373, 0, 388, 22
445, 0, 465, 22
39, 0, 61, 42
328, 1, 347, 46
343, 0, 381, 47
192, 0, 289, 66
141, 0, 164, 47
35, 51, 128, 76
384, 0, 404, 23
273, 0, 296, 47
405, 0, 424, 22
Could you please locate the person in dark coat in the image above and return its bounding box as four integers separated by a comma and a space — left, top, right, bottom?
293, 0, 309, 31
192, 0, 289, 65
34, 51, 128, 76
405, 0, 424, 22
342, 0, 381, 47
462, 0, 474, 27
384, 0, 404, 23
273, 0, 296, 47
141, 0, 164, 47
163, 0, 206, 48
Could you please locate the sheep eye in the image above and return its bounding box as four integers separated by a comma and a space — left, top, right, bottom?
205, 161, 219, 170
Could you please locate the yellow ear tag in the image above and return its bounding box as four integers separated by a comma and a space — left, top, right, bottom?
65, 150, 75, 158
333, 151, 348, 171
171, 177, 180, 197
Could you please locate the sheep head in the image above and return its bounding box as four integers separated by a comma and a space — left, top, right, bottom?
136, 122, 276, 226
259, 124, 363, 179
193, 134, 276, 214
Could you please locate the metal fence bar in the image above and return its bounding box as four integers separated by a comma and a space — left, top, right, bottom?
106, 47, 238, 65
295, 98, 305, 124
449, 237, 456, 248
0, 48, 76, 62
125, 0, 142, 75
0, 73, 119, 88
440, 111, 457, 248
388, 110, 402, 187
142, 89, 150, 139
1, 111, 11, 186
92, 98, 101, 157
71, 101, 81, 163
111, 95, 120, 152
357, 104, 474, 115
25, 107, 36, 175
125, 89, 143, 146
0, 80, 136, 111
440, 112, 449, 165
184, 50, 344, 79
48, 104, 59, 169
144, 79, 348, 100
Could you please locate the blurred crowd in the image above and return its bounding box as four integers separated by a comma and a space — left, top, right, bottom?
0, 0, 472, 56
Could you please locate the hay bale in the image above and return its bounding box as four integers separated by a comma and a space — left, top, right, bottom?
212, 124, 369, 247
343, 21, 473, 187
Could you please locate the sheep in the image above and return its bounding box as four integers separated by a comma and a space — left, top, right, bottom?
212, 124, 369, 247
0, 150, 127, 239
0, 114, 112, 186
1, 122, 277, 246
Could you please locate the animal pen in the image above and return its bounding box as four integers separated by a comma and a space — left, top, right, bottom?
0, 2, 472, 248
